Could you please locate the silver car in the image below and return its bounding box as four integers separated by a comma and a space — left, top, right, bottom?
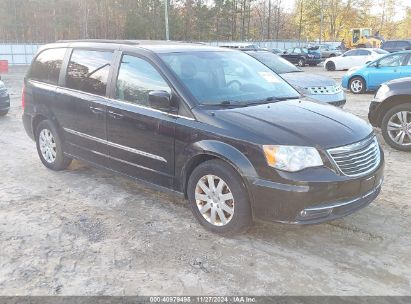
245, 50, 346, 107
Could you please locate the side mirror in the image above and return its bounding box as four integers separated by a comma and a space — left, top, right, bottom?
375, 62, 381, 68
148, 90, 172, 111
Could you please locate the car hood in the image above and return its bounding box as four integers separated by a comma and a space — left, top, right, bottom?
202, 99, 372, 149
280, 72, 336, 88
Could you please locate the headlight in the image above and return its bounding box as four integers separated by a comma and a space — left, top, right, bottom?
374, 84, 389, 101
263, 145, 323, 172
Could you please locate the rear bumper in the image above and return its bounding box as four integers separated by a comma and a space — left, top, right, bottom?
368, 101, 382, 127
22, 112, 35, 140
248, 154, 384, 224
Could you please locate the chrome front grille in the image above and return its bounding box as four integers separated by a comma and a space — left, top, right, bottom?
327, 137, 381, 177
305, 85, 342, 95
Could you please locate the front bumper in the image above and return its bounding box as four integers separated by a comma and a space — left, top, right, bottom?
0, 93, 10, 112
307, 91, 346, 108
341, 76, 350, 90
249, 154, 384, 224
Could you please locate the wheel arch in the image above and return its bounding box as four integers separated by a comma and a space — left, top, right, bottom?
31, 105, 63, 138
349, 75, 367, 90
180, 140, 258, 207
326, 60, 336, 70
377, 96, 411, 127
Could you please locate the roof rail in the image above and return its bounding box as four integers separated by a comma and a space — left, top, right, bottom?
56, 39, 141, 45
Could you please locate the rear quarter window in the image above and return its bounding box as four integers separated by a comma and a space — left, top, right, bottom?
29, 48, 67, 85
66, 49, 113, 96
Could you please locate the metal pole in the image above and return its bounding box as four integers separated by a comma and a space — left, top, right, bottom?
165, 0, 170, 40
298, 0, 303, 45
320, 0, 323, 44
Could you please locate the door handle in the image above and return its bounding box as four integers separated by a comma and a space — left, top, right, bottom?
89, 106, 105, 114
108, 110, 124, 119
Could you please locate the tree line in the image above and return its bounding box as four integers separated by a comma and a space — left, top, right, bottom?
0, 0, 410, 43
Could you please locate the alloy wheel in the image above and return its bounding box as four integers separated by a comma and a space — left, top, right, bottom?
195, 174, 234, 226
350, 79, 363, 93
39, 128, 57, 163
387, 111, 411, 146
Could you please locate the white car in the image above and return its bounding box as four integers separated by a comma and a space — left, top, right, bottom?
324, 48, 389, 71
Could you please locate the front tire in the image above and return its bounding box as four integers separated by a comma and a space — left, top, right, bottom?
187, 159, 253, 235
326, 61, 336, 71
349, 77, 366, 94
35, 120, 72, 170
381, 104, 411, 151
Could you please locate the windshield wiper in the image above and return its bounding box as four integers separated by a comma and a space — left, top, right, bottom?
204, 96, 299, 107
205, 100, 248, 107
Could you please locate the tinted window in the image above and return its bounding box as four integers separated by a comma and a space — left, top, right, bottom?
378, 54, 407, 67
383, 42, 394, 48
357, 50, 371, 56
66, 49, 113, 96
116, 55, 171, 106
344, 50, 358, 56
397, 41, 409, 48
30, 48, 66, 85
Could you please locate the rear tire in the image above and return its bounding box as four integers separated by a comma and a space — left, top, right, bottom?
297, 58, 306, 67
326, 61, 336, 71
187, 159, 253, 235
349, 77, 366, 94
381, 104, 411, 151
35, 120, 72, 170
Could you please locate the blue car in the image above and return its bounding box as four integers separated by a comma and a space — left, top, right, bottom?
342, 50, 411, 94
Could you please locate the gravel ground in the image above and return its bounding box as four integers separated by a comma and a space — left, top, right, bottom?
0, 65, 410, 296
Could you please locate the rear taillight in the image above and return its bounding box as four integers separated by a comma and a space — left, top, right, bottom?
22, 84, 25, 110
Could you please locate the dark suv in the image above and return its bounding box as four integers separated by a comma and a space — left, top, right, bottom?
382, 40, 411, 53
281, 47, 322, 66
23, 40, 384, 234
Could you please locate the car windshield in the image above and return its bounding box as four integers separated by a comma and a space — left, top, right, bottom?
374, 49, 389, 54
159, 51, 300, 105
246, 51, 301, 74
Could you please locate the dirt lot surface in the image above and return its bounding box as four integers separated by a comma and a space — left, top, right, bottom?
0, 65, 410, 296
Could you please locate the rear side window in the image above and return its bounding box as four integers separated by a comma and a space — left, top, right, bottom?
344, 50, 358, 56
66, 49, 113, 96
30, 48, 66, 85
357, 50, 371, 56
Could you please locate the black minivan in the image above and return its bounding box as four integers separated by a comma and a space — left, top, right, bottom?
23, 40, 384, 234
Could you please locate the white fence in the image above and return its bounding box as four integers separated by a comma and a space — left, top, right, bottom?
208, 40, 340, 49
0, 43, 43, 65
